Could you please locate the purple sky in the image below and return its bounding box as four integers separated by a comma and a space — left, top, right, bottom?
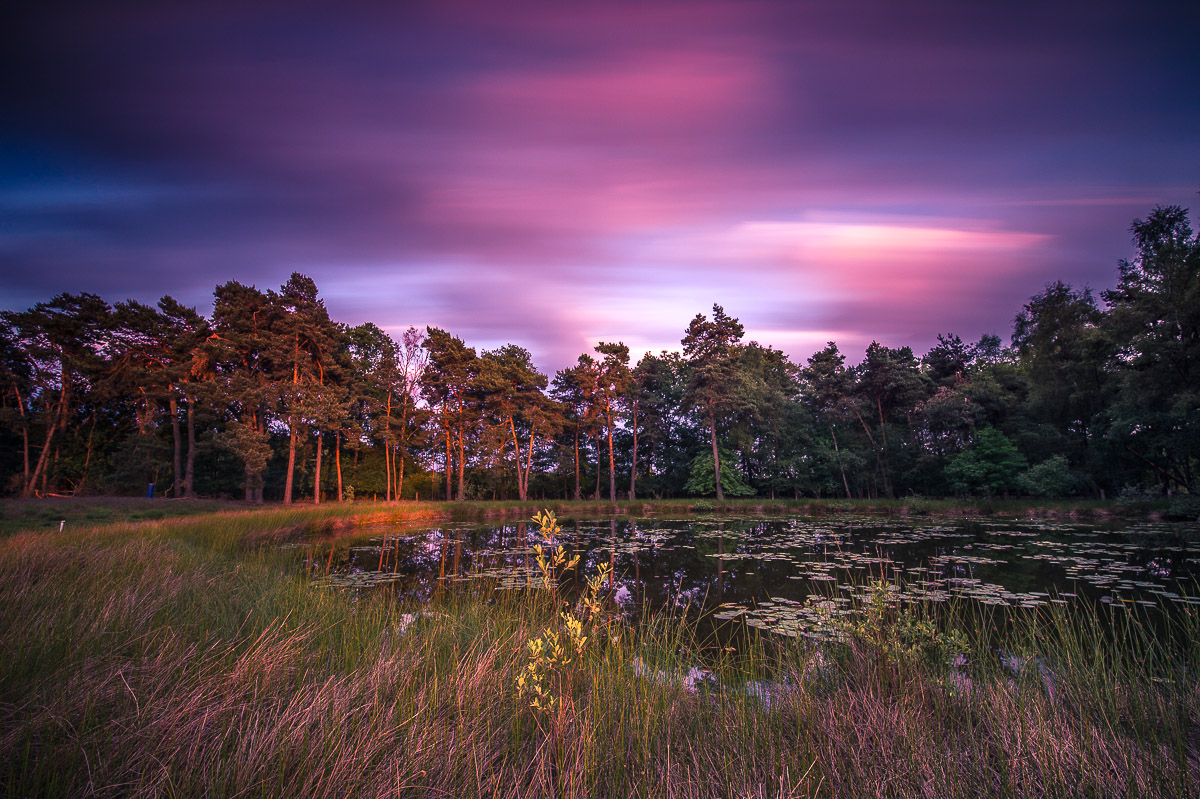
3, 0, 1197, 373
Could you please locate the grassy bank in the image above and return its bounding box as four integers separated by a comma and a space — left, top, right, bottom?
2, 494, 1169, 540
431, 495, 1155, 522
0, 508, 1196, 797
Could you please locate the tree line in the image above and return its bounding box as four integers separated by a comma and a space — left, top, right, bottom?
1, 205, 1196, 502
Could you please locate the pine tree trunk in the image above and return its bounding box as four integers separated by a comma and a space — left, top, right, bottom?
25, 392, 65, 497
284, 422, 297, 505
444, 423, 452, 501
709, 404, 724, 501
169, 393, 183, 497
629, 399, 638, 501
184, 394, 196, 498
12, 383, 30, 488
285, 354, 300, 505
314, 431, 322, 505
573, 425, 581, 500
78, 412, 97, 492
397, 452, 405, 500
456, 428, 466, 501
525, 425, 537, 503
594, 431, 602, 500
606, 405, 617, 503
509, 416, 527, 501
877, 396, 893, 499
244, 413, 255, 503
830, 425, 851, 499
252, 414, 264, 502
384, 443, 392, 502
335, 432, 343, 502
853, 407, 887, 501
384, 391, 393, 502
21, 422, 29, 488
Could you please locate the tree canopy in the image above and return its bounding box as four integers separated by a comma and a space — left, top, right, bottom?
1, 205, 1197, 503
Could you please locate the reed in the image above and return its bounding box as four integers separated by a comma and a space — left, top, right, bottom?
0, 508, 1194, 797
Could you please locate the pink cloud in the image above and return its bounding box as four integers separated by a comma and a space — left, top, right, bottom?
669, 217, 1047, 290
459, 51, 771, 142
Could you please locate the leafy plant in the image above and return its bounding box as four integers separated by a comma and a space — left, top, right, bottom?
945, 427, 1026, 496
530, 508, 579, 592
1017, 455, 1080, 497
843, 580, 969, 669
683, 446, 755, 497
516, 509, 610, 718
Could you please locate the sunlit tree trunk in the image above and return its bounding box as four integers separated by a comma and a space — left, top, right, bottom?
384, 445, 392, 502
444, 421, 452, 501
335, 432, 343, 502
573, 424, 581, 500
384, 390, 393, 502
314, 431, 322, 504
456, 426, 466, 501
284, 423, 297, 504
508, 415, 527, 501
526, 425, 537, 501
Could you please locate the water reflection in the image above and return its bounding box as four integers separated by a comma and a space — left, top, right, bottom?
310, 515, 1200, 635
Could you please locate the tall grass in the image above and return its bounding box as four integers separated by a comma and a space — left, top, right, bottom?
0, 509, 1195, 797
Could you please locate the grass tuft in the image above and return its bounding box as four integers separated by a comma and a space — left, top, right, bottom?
0, 505, 1195, 797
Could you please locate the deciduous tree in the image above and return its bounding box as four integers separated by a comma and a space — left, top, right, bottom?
1101, 205, 1200, 492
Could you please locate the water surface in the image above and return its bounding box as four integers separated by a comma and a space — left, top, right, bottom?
310, 515, 1200, 639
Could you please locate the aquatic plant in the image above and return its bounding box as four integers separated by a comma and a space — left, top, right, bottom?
843, 579, 970, 669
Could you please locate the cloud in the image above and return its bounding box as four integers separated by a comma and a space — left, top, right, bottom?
2, 0, 1197, 373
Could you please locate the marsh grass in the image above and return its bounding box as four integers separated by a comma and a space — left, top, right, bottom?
0, 508, 1195, 797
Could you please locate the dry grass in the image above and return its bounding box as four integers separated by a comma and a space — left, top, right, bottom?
0, 509, 1196, 798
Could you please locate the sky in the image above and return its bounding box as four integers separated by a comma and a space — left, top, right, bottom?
2, 0, 1198, 373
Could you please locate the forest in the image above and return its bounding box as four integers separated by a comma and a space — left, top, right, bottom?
1, 205, 1196, 504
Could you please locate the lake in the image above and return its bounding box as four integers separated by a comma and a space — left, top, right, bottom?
311, 515, 1200, 640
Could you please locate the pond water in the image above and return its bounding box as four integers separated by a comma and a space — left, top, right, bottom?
309, 515, 1200, 640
